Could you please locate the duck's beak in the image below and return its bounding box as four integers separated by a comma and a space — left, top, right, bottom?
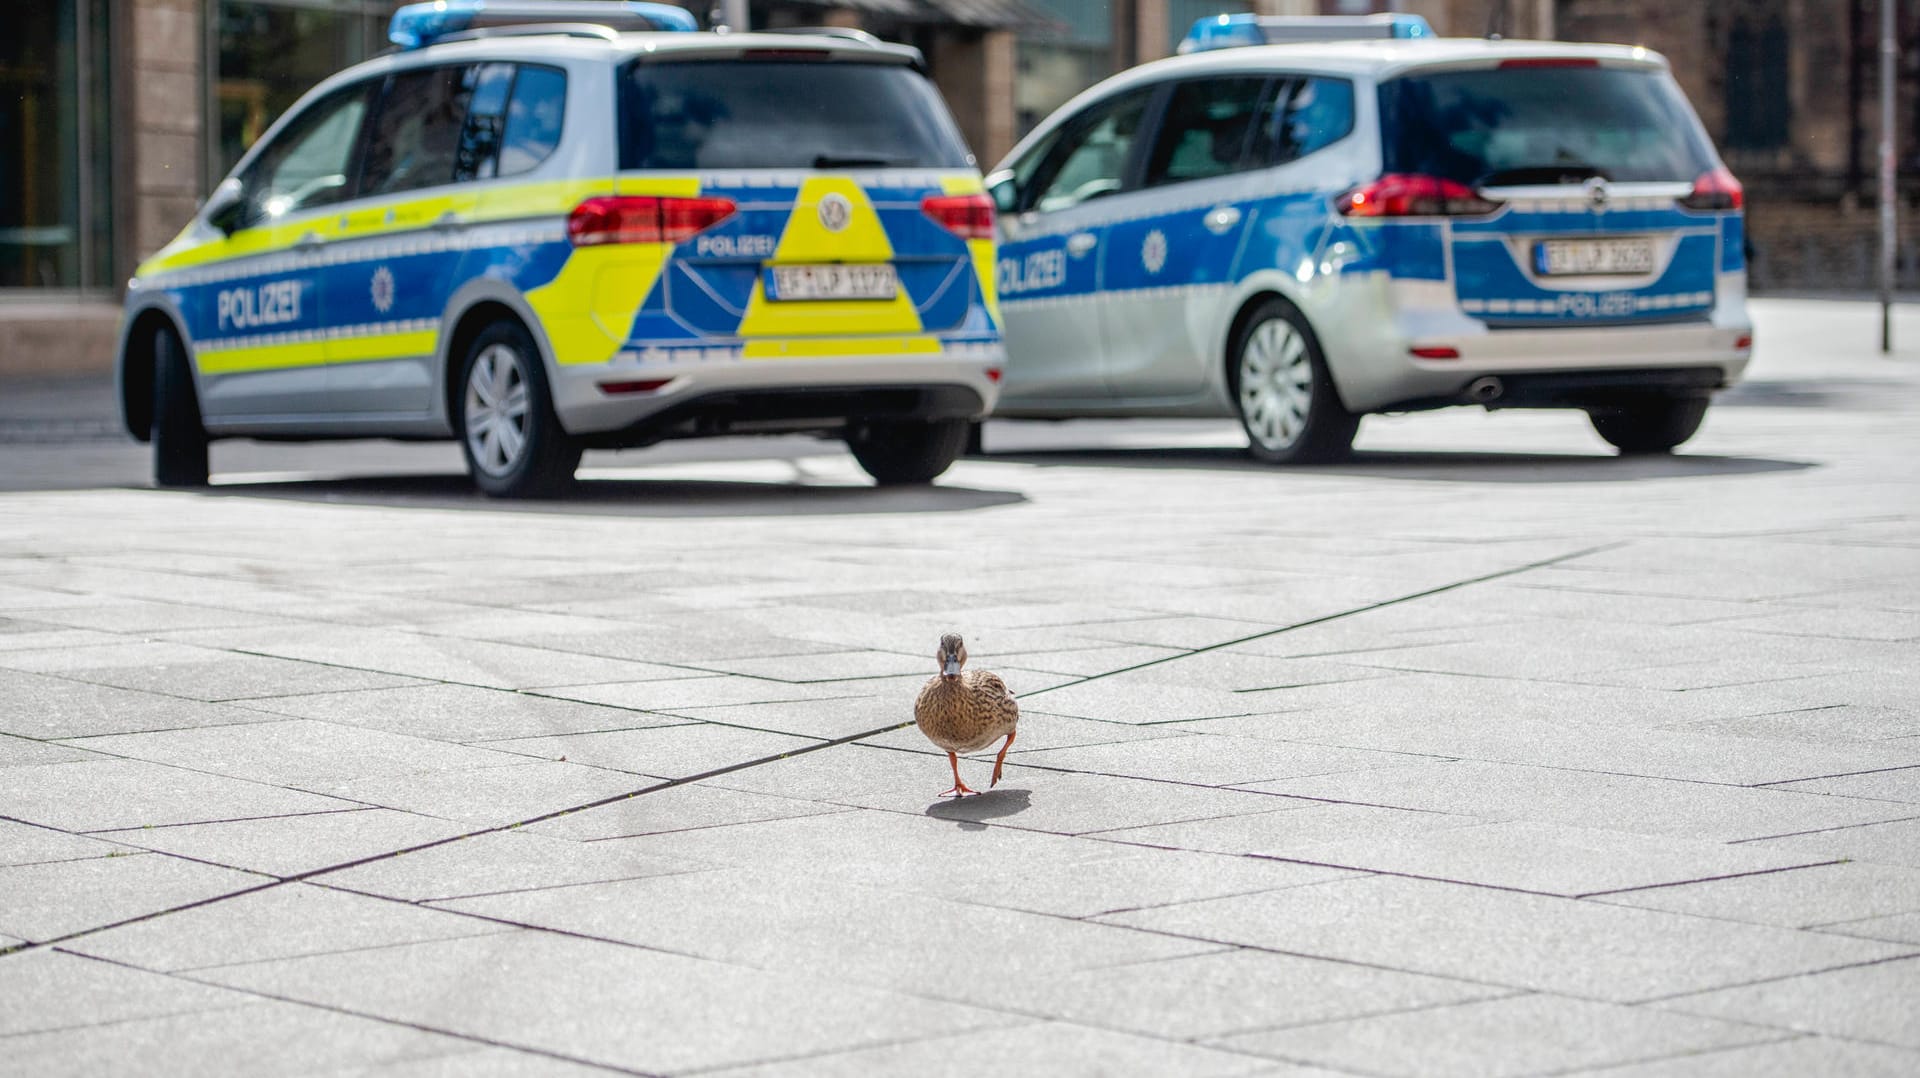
942, 655, 961, 679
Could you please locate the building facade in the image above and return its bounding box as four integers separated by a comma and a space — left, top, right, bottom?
1, 0, 1911, 379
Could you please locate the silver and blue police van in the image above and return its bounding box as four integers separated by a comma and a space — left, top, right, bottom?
987, 15, 1752, 461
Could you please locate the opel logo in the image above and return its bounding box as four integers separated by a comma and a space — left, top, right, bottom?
1585, 177, 1611, 213
818, 194, 852, 233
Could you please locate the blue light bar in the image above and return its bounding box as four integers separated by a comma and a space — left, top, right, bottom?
1177, 13, 1434, 54
389, 1, 698, 50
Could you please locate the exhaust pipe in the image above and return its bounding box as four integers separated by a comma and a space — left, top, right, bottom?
1465, 376, 1504, 404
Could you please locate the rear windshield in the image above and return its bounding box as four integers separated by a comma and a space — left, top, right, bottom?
1378, 65, 1719, 185
619, 60, 973, 170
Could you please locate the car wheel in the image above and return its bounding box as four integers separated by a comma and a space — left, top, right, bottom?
1231, 298, 1358, 464
1587, 396, 1709, 455
457, 321, 581, 498
151, 323, 209, 487
847, 417, 970, 485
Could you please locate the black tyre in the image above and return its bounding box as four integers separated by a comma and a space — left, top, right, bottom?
847, 417, 970, 485
1587, 396, 1709, 455
151, 324, 209, 487
1230, 298, 1359, 463
456, 320, 581, 498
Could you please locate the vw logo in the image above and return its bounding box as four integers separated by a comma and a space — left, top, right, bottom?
818, 194, 853, 233
1585, 177, 1611, 213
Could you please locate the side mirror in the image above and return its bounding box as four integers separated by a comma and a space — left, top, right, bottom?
986, 170, 1018, 215
204, 178, 246, 236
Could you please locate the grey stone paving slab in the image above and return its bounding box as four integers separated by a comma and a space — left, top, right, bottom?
1595, 862, 1920, 929
478, 722, 823, 779
0, 668, 278, 738
0, 626, 125, 651
323, 829, 704, 901
702, 1021, 1279, 1078
0, 818, 126, 867
1769, 765, 1920, 802
318, 760, 645, 827
1717, 607, 1920, 641
1064, 614, 1281, 649
1742, 817, 1920, 869
441, 868, 1216, 1006
22, 598, 292, 633
70, 719, 531, 790
0, 731, 95, 765
1098, 875, 1913, 1003
1011, 733, 1446, 787
517, 624, 848, 664
1274, 819, 1838, 897
534, 674, 858, 711
1092, 802, 1488, 858
1658, 956, 1920, 1048
88, 807, 470, 878
0, 640, 426, 699
163, 624, 701, 690
708, 745, 1298, 836
198, 929, 1009, 1074
0, 852, 264, 940
0, 758, 360, 832
1005, 678, 1275, 724
1555, 1036, 1920, 1078
987, 948, 1512, 1041
1815, 911, 1920, 945
1238, 760, 1917, 843
525, 781, 851, 841
986, 643, 1191, 676
671, 694, 955, 740
304, 1048, 625, 1077
238, 682, 693, 743
0, 949, 257, 1036
1675, 704, 1920, 743
1218, 993, 1781, 1078
0, 999, 481, 1078
687, 648, 937, 682
611, 808, 1353, 918
67, 881, 509, 971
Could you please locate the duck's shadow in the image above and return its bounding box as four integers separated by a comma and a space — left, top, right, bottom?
924, 788, 1032, 831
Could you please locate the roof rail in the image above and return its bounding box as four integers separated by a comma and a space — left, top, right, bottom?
426, 22, 623, 47
1177, 13, 1433, 54
388, 1, 697, 50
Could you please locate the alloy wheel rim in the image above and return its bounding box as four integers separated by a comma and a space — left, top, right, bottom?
1238, 317, 1313, 451
464, 343, 531, 477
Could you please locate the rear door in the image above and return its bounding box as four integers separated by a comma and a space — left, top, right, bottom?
1377, 60, 1731, 327
602, 57, 990, 366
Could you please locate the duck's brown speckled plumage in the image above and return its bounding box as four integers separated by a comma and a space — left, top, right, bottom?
914, 632, 1019, 796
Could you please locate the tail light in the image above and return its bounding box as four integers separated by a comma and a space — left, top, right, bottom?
921, 193, 995, 240
568, 196, 737, 246
1678, 167, 1743, 211
1338, 174, 1502, 218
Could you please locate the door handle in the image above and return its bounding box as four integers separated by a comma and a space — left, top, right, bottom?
292, 231, 326, 253
1066, 232, 1098, 258
1204, 206, 1244, 235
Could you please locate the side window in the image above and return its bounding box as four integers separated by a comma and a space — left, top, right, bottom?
359, 65, 474, 197
1025, 88, 1154, 214
1250, 77, 1356, 167
455, 63, 515, 182
239, 82, 374, 228
499, 66, 567, 176
1144, 77, 1272, 187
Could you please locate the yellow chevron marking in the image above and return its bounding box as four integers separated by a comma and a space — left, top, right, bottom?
736, 177, 924, 338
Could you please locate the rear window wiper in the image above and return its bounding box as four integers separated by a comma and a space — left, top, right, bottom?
813, 154, 914, 168
1476, 165, 1610, 186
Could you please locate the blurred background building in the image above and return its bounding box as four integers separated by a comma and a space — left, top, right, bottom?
1, 0, 1911, 372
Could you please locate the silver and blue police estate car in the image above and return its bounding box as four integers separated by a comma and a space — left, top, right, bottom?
118, 1, 1003, 496
987, 15, 1752, 462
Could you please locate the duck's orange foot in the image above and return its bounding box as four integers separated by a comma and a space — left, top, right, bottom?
939, 781, 977, 799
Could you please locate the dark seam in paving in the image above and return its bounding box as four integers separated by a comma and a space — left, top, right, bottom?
1236, 855, 1579, 898
42, 715, 297, 740
1528, 1033, 1813, 1078
155, 926, 518, 976
1575, 860, 1850, 899
1752, 764, 1920, 788
0, 542, 1614, 962
1630, 951, 1920, 1005
81, 807, 377, 835
1727, 813, 1920, 844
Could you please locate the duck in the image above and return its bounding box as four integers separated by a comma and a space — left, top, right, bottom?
914, 632, 1019, 798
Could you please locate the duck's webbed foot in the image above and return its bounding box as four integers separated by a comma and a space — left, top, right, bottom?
940, 751, 977, 798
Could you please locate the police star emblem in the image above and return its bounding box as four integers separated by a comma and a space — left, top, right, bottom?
1142, 229, 1168, 275
370, 265, 396, 315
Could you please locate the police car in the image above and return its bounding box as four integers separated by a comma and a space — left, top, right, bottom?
987, 15, 1752, 461
118, 1, 1003, 496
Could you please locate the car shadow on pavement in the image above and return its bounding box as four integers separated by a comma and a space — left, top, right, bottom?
923, 787, 1032, 831
194, 473, 1027, 516
980, 447, 1815, 484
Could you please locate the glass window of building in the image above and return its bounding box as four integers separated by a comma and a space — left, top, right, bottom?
212, 0, 388, 181
0, 0, 112, 291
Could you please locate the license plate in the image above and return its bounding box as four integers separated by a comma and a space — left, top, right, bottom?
1534, 238, 1656, 276
766, 264, 899, 301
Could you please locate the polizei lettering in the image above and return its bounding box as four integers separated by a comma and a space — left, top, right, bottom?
217, 280, 303, 332
997, 249, 1066, 295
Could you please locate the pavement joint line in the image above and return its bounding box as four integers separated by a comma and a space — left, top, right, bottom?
1725, 813, 1920, 844
1629, 950, 1920, 1007
1524, 1035, 1820, 1078
79, 807, 379, 835
1750, 763, 1920, 788
0, 539, 1624, 962
1572, 860, 1851, 900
